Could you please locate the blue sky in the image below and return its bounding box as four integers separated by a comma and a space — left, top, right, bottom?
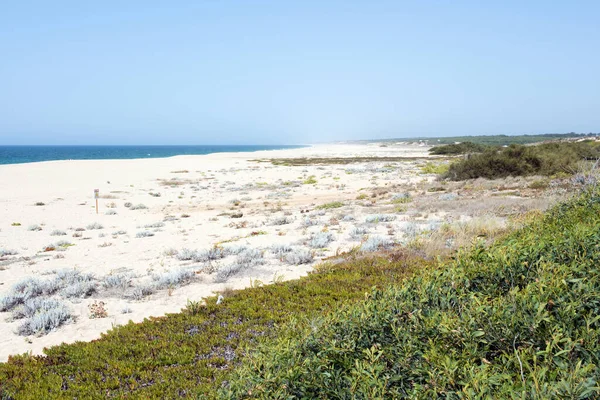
0, 1, 598, 145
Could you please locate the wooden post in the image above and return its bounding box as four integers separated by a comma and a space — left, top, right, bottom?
94, 189, 99, 214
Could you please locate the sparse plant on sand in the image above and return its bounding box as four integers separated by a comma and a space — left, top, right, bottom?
144, 222, 165, 229
88, 301, 108, 319
269, 216, 293, 226
309, 232, 334, 249
152, 269, 195, 289
303, 176, 317, 185
316, 201, 344, 210
86, 222, 104, 230
15, 298, 72, 336
349, 226, 369, 239
0, 248, 18, 257
391, 193, 412, 204
136, 231, 155, 238
360, 235, 394, 252
284, 248, 314, 265
365, 214, 396, 223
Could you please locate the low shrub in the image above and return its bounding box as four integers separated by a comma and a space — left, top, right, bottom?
391, 192, 412, 204
269, 216, 293, 226
316, 201, 344, 210
0, 249, 18, 257
223, 188, 600, 399
153, 269, 195, 289
143, 222, 165, 229
16, 299, 72, 336
135, 231, 155, 238
360, 235, 394, 252
102, 274, 130, 290
365, 214, 396, 223
429, 141, 489, 155
303, 176, 317, 184
445, 141, 600, 180
309, 232, 334, 248
86, 223, 104, 230
178, 247, 225, 263
420, 162, 450, 175
270, 244, 293, 258
284, 248, 314, 265
348, 226, 369, 239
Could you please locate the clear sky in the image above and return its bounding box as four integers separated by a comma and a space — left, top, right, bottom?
0, 1, 598, 145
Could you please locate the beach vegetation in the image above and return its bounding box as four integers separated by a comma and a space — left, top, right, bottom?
129, 203, 148, 210
365, 214, 396, 223
444, 141, 600, 180
284, 248, 314, 265
222, 188, 600, 398
315, 201, 344, 210
302, 175, 317, 184
348, 226, 369, 239
86, 222, 104, 230
391, 192, 412, 204
309, 232, 334, 248
16, 299, 72, 336
27, 224, 42, 231
268, 216, 293, 226
360, 235, 394, 252
152, 269, 195, 289
143, 222, 165, 229
102, 274, 130, 290
3, 183, 600, 398
0, 249, 18, 257
420, 161, 450, 175
439, 192, 459, 201
429, 141, 490, 155
269, 244, 293, 259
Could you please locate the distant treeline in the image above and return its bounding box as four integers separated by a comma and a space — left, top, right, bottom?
360, 133, 598, 146
423, 133, 597, 146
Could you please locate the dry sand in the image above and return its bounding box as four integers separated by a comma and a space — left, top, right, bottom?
0, 142, 435, 361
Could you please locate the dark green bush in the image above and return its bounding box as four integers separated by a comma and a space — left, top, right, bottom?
222, 189, 600, 399
445, 141, 600, 180
429, 141, 490, 155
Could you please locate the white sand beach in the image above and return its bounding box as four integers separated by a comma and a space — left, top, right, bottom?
0, 142, 439, 360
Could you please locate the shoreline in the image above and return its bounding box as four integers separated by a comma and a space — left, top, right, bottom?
0, 144, 312, 166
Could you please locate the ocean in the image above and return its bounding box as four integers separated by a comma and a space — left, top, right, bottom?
0, 145, 305, 165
